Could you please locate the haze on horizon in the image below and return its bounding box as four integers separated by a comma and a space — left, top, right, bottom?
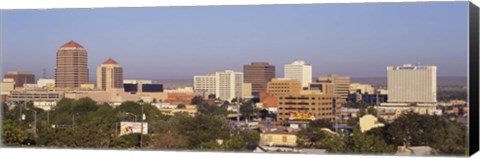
1, 2, 469, 81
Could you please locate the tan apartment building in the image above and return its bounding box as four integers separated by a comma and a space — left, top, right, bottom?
316, 74, 350, 102
243, 62, 275, 94
260, 78, 302, 108
266, 78, 302, 97
55, 40, 89, 89
242, 83, 253, 99
97, 58, 124, 90
277, 90, 338, 123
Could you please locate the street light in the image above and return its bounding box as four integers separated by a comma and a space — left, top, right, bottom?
21, 104, 37, 138
140, 105, 145, 148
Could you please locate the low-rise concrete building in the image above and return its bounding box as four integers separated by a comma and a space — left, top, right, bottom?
7, 90, 64, 111
165, 92, 195, 104
376, 103, 440, 122
158, 105, 197, 117
259, 131, 297, 147
359, 114, 384, 132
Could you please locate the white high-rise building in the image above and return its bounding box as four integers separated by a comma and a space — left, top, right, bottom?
387, 64, 437, 103
193, 74, 217, 97
284, 60, 312, 87
215, 70, 243, 101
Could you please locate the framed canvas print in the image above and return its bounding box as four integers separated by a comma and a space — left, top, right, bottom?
1, 0, 479, 157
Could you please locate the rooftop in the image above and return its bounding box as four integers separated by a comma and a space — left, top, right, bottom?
60, 40, 84, 48
102, 58, 119, 65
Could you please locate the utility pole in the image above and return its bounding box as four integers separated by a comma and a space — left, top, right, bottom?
72, 114, 75, 130
33, 110, 37, 138
236, 96, 240, 129
140, 105, 144, 148
47, 110, 50, 125
375, 87, 380, 118
333, 85, 338, 133
18, 102, 23, 125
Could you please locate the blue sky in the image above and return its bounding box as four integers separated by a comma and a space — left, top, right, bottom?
1, 2, 469, 80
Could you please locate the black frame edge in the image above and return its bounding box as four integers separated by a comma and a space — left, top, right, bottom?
469, 1, 479, 156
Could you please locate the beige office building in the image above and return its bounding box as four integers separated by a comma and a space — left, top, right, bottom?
97, 58, 124, 90
215, 70, 243, 101
266, 78, 302, 97
193, 74, 216, 97
387, 64, 437, 103
377, 64, 438, 122
55, 40, 89, 89
316, 74, 350, 102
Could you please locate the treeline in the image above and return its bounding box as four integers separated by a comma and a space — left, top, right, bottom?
296, 112, 467, 155
437, 90, 467, 102
1, 97, 259, 151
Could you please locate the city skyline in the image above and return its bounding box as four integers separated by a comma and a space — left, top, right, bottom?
2, 2, 469, 80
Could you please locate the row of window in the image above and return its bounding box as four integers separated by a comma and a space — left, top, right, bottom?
279, 97, 333, 100
277, 118, 335, 121
277, 113, 333, 116
279, 102, 332, 106
278, 107, 333, 111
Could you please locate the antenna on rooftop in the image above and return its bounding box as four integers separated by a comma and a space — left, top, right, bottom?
42, 68, 47, 78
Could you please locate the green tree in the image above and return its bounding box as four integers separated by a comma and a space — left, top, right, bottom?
110, 133, 151, 149
197, 104, 228, 116
223, 129, 260, 151
169, 113, 231, 149
324, 130, 396, 154
297, 126, 332, 148
191, 95, 204, 105
148, 132, 187, 149
72, 97, 98, 113
308, 119, 333, 130
240, 103, 256, 120
385, 112, 466, 155
2, 120, 28, 146
223, 136, 246, 151
296, 119, 335, 148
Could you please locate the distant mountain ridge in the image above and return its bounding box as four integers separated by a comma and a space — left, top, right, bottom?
351, 76, 467, 86
153, 76, 467, 89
